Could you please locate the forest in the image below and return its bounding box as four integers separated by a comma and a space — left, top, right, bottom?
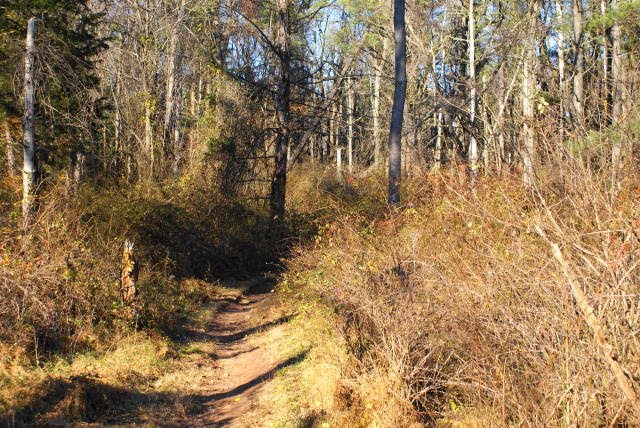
1, 0, 640, 426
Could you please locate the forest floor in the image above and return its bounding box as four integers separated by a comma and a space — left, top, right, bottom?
187, 278, 302, 427
5, 277, 321, 427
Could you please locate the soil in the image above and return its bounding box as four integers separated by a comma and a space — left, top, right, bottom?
191, 284, 290, 427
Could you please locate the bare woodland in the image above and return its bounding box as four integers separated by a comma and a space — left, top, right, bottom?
1, 0, 640, 425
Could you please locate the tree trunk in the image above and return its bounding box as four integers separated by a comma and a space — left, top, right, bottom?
269, 0, 292, 221
164, 0, 184, 173
143, 77, 154, 180
347, 77, 354, 173
387, 0, 407, 205
600, 0, 610, 124
4, 122, 15, 177
433, 32, 445, 170
22, 17, 37, 230
468, 0, 478, 183
172, 88, 182, 176
572, 0, 585, 130
556, 0, 567, 137
522, 2, 539, 189
611, 0, 624, 169
372, 41, 387, 168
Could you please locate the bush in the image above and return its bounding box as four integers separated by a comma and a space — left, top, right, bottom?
0, 174, 280, 360
282, 148, 640, 425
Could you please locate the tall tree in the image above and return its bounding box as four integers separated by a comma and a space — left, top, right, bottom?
468, 0, 478, 182
572, 0, 585, 130
270, 0, 292, 221
522, 0, 539, 188
610, 0, 624, 171
22, 17, 36, 229
387, 0, 407, 205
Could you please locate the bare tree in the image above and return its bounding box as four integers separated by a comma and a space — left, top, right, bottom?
388, 0, 407, 205
611, 0, 624, 170
468, 0, 478, 183
522, 1, 538, 188
572, 0, 585, 130
270, 0, 292, 221
22, 17, 37, 229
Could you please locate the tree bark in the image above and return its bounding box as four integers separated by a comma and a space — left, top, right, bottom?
556, 0, 567, 137
372, 41, 387, 168
387, 0, 407, 205
22, 17, 37, 230
468, 0, 478, 183
600, 0, 610, 124
269, 0, 291, 221
572, 0, 585, 130
347, 77, 355, 173
611, 0, 624, 170
522, 2, 539, 189
164, 0, 184, 174
433, 27, 445, 170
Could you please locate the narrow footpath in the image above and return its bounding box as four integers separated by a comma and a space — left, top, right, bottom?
189, 281, 297, 427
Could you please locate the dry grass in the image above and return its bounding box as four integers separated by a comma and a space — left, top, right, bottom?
282, 143, 640, 426
0, 169, 286, 423
241, 296, 349, 427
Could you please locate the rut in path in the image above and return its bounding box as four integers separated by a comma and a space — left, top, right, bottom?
191, 283, 301, 427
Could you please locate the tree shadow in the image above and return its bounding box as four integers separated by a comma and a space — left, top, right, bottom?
193, 349, 309, 405
0, 375, 185, 427
1, 350, 310, 427
209, 314, 296, 343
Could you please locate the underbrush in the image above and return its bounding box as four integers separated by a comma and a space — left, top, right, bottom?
0, 172, 285, 419
283, 154, 640, 425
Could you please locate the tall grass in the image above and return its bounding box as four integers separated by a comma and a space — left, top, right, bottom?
0, 173, 280, 361
283, 140, 640, 425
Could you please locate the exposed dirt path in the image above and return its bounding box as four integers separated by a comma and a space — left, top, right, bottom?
189, 283, 295, 427
5, 279, 303, 427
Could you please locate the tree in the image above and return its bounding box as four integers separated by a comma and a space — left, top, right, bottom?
468, 0, 478, 183
522, 0, 539, 189
1, 0, 106, 197
572, 0, 585, 130
269, 0, 293, 222
387, 0, 407, 205
22, 17, 36, 229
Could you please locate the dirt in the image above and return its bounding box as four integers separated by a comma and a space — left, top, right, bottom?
6, 279, 299, 428
189, 282, 293, 427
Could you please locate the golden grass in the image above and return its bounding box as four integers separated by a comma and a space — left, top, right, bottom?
281, 152, 640, 426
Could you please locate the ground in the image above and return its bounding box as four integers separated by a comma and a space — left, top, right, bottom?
190, 279, 301, 427
2, 277, 333, 427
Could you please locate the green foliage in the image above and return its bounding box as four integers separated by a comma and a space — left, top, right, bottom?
0, 0, 107, 170
587, 0, 640, 43
206, 137, 236, 156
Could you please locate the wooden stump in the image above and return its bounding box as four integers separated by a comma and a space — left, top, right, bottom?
120, 239, 140, 323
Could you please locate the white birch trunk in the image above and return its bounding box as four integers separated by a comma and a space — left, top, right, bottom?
22, 17, 37, 229
347, 77, 354, 173
572, 0, 585, 130
468, 0, 478, 183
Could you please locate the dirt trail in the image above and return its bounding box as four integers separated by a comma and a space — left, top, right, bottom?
190, 283, 293, 427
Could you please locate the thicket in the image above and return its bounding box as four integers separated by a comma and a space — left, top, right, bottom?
282, 131, 640, 426
0, 173, 283, 363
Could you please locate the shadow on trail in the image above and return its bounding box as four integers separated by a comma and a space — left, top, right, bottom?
209, 346, 259, 360
1, 349, 310, 427
209, 314, 296, 343
196, 349, 309, 405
